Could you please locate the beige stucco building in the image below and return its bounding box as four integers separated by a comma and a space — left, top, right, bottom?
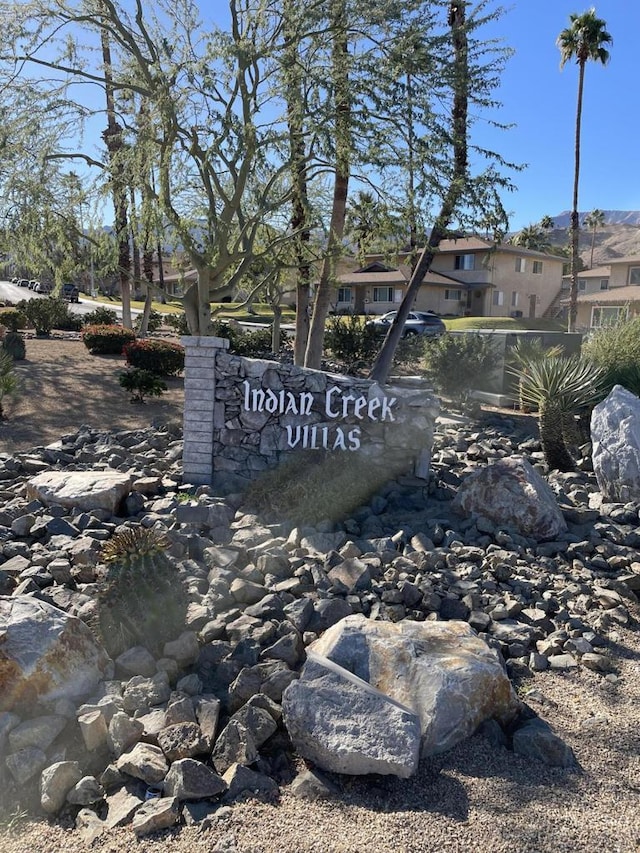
571, 255, 640, 329
335, 237, 565, 319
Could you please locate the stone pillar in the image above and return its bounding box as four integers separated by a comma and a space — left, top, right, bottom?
181, 336, 229, 485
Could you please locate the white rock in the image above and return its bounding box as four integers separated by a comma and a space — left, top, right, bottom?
452, 456, 567, 541
26, 470, 133, 513
592, 385, 640, 502
304, 615, 520, 758
0, 596, 111, 713
40, 761, 83, 814
283, 656, 421, 778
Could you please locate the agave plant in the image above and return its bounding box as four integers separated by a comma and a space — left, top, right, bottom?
508, 354, 607, 471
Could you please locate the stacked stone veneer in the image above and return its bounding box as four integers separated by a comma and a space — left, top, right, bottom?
182, 336, 439, 491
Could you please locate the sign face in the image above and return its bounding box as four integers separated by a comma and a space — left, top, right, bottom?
242, 381, 397, 452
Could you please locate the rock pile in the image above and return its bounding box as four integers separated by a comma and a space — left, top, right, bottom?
0, 414, 637, 838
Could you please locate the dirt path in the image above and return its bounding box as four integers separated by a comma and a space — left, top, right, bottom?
0, 336, 184, 454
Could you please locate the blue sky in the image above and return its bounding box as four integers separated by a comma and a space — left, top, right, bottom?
480, 1, 640, 230
73, 1, 637, 232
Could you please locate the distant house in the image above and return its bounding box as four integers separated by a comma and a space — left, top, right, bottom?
334, 237, 565, 319
571, 256, 640, 329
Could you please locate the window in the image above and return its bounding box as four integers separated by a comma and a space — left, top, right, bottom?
532, 260, 543, 274
493, 290, 504, 307
629, 267, 640, 285
591, 305, 628, 328
444, 288, 462, 301
515, 257, 526, 273
373, 287, 393, 302
578, 279, 586, 292
454, 254, 475, 270
600, 279, 609, 291
511, 291, 519, 307
337, 287, 352, 303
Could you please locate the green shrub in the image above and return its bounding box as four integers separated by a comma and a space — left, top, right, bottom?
0, 351, 19, 418
92, 527, 188, 657
422, 331, 501, 411
164, 312, 189, 335
582, 317, 640, 396
123, 338, 184, 376
1, 332, 26, 361
119, 368, 168, 402
82, 324, 136, 354
135, 309, 163, 334
16, 297, 80, 335
0, 308, 27, 332
325, 314, 381, 372
83, 306, 118, 326
55, 312, 83, 332
212, 320, 286, 357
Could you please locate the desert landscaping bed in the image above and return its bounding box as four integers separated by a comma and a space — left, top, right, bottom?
0, 336, 184, 455
0, 340, 638, 853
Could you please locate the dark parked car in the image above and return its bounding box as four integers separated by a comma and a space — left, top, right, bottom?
366, 310, 446, 338
61, 283, 80, 303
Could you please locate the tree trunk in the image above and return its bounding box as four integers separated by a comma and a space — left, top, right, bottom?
304, 0, 350, 369
137, 244, 154, 338
540, 401, 575, 472
369, 2, 468, 383
271, 304, 282, 354
568, 61, 585, 333
283, 0, 311, 365
100, 22, 132, 330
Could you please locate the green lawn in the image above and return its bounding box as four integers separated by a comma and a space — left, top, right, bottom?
82, 295, 296, 324
445, 317, 567, 333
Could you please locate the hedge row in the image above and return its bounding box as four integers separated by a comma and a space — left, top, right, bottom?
82, 325, 137, 354
81, 325, 184, 376
123, 338, 184, 376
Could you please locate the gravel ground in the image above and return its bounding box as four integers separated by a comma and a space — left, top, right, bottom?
1, 620, 638, 853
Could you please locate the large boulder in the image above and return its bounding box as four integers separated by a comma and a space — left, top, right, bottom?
591, 384, 640, 502
26, 470, 133, 514
452, 456, 567, 541
285, 615, 519, 764
0, 597, 111, 713
282, 655, 421, 778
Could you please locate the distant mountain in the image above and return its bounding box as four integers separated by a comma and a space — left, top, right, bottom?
552, 210, 640, 228
540, 211, 640, 267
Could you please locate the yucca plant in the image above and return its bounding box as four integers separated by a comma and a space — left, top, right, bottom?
506, 338, 563, 412
94, 526, 188, 658
508, 354, 607, 471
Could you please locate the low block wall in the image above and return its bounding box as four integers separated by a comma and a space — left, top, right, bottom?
182, 337, 439, 492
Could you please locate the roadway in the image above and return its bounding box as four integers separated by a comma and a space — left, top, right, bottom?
0, 280, 131, 319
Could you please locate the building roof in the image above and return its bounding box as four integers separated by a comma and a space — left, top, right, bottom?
577, 285, 640, 304
337, 264, 409, 285
436, 236, 562, 260
563, 265, 611, 281
337, 262, 477, 289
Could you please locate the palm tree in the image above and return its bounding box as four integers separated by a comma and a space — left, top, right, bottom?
584, 208, 605, 267
511, 223, 550, 252
539, 214, 555, 231
346, 190, 380, 264
557, 9, 612, 333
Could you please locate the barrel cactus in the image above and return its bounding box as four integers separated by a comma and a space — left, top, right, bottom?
93, 526, 188, 658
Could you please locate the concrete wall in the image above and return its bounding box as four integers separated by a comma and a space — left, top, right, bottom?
448, 330, 583, 407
